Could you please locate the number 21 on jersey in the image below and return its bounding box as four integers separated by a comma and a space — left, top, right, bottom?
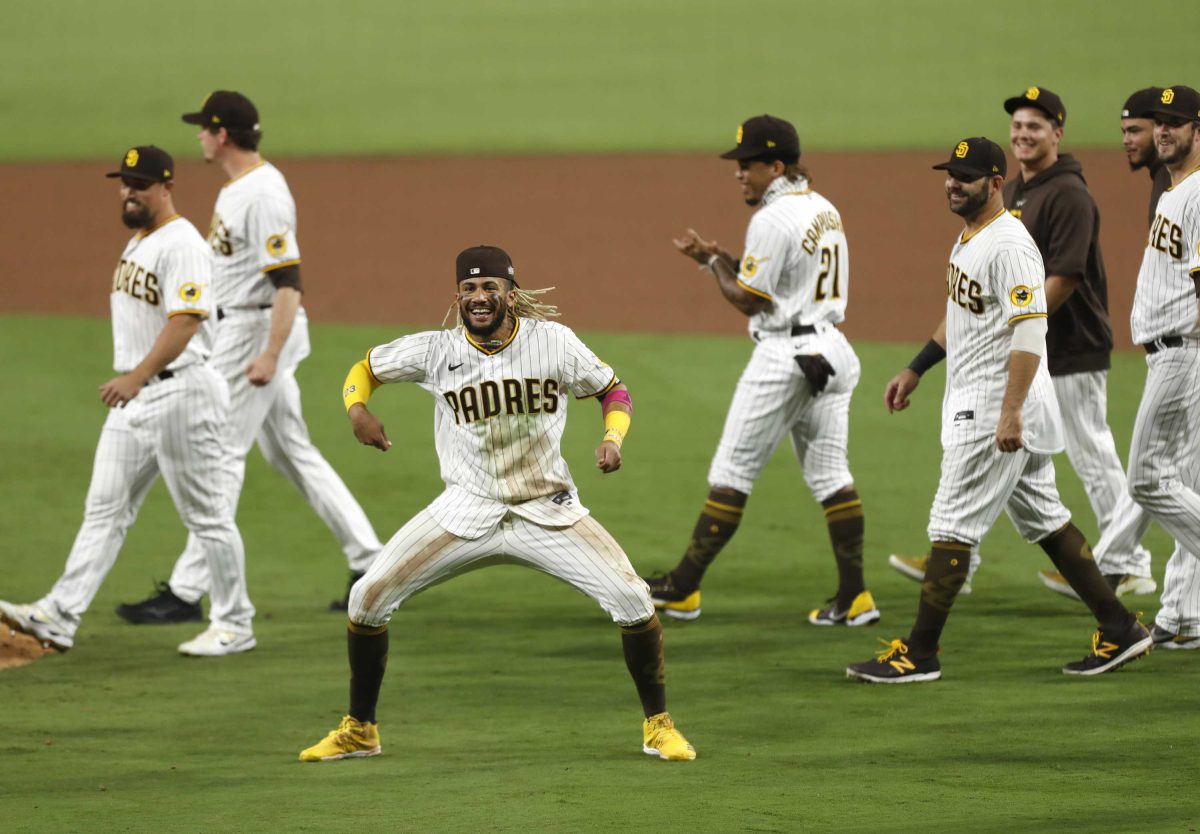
814, 244, 842, 301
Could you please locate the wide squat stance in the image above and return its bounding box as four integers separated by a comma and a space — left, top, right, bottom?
847, 138, 1151, 684
644, 114, 877, 627
0, 147, 255, 656
116, 91, 382, 626
299, 246, 694, 762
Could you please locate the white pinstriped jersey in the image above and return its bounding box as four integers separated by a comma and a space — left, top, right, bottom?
367, 318, 618, 538
1131, 166, 1200, 344
941, 209, 1062, 453
737, 175, 849, 334
110, 215, 214, 372
207, 162, 301, 308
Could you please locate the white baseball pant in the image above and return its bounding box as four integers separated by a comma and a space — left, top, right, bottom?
350, 510, 655, 628
170, 308, 381, 601
41, 366, 253, 636
708, 325, 859, 500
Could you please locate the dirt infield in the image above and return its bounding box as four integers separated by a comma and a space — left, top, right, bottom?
0, 151, 1153, 344
0, 626, 55, 670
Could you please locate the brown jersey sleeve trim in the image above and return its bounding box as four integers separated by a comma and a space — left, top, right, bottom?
577, 373, 619, 400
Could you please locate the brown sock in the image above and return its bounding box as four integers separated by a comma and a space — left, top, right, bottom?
1039, 523, 1131, 633
823, 488, 865, 610
670, 489, 747, 591
621, 615, 666, 717
347, 622, 389, 724
907, 542, 971, 655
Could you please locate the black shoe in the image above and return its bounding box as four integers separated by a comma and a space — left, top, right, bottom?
846, 638, 941, 683
642, 573, 701, 620
115, 581, 203, 625
1062, 618, 1153, 676
1150, 624, 1200, 650
329, 571, 366, 612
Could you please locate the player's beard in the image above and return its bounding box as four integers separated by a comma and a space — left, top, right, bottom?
461, 296, 510, 339
1127, 145, 1156, 171
948, 182, 989, 218
1158, 127, 1197, 166
121, 199, 154, 229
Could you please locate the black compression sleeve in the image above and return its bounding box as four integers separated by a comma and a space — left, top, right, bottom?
907, 339, 947, 376
266, 263, 303, 292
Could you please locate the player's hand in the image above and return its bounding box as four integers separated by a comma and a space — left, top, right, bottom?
884, 369, 920, 413
99, 374, 144, 408
596, 440, 622, 473
349, 403, 391, 451
673, 228, 720, 265
795, 353, 836, 395
995, 411, 1024, 453
246, 353, 277, 387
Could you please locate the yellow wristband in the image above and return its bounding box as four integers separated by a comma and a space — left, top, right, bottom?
342, 358, 381, 412
602, 409, 631, 448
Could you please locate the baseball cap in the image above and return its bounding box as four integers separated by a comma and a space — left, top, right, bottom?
456, 245, 518, 287
181, 91, 261, 131
719, 115, 801, 163
1004, 86, 1066, 126
105, 145, 174, 183
1122, 87, 1164, 119
1145, 85, 1200, 124
932, 137, 1007, 180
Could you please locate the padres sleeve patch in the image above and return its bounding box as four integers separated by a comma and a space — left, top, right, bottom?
266, 234, 288, 256
1009, 285, 1036, 307
179, 282, 202, 303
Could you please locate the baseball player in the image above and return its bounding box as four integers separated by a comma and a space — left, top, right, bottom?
642, 115, 878, 628
299, 246, 695, 762
1121, 87, 1173, 228
1125, 86, 1200, 650
846, 138, 1151, 683
116, 91, 382, 624
0, 147, 255, 656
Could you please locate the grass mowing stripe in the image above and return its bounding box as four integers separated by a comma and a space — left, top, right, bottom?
0, 316, 1194, 833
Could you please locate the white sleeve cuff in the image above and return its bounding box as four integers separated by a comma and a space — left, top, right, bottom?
1010, 315, 1047, 357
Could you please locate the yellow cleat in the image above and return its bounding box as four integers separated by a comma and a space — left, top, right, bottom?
808, 590, 881, 626
652, 591, 701, 621
642, 712, 696, 761
299, 715, 381, 762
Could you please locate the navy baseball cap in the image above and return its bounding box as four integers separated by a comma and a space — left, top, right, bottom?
182, 91, 261, 131
1145, 85, 1200, 124
1122, 87, 1165, 119
1004, 86, 1066, 126
105, 145, 174, 183
719, 115, 801, 164
932, 137, 1007, 180
456, 245, 519, 287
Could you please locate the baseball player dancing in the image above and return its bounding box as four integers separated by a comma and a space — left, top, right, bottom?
1125, 87, 1200, 650
847, 138, 1151, 683
299, 246, 695, 762
116, 92, 382, 625
0, 147, 255, 656
643, 115, 878, 628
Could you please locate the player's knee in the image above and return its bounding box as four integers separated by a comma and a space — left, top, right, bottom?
1127, 475, 1164, 507
347, 574, 394, 626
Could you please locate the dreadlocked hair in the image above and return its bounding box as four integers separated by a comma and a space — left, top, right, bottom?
442, 285, 561, 328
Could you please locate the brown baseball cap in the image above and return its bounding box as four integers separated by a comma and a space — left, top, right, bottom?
1145, 85, 1200, 124
1122, 87, 1165, 119
181, 91, 261, 131
719, 115, 801, 163
105, 145, 174, 183
932, 137, 1007, 180
1004, 86, 1066, 126
456, 245, 518, 287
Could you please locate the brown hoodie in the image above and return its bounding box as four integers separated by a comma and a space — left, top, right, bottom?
1003, 154, 1112, 375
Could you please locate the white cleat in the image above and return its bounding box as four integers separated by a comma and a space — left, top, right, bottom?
178, 627, 256, 657
0, 600, 73, 651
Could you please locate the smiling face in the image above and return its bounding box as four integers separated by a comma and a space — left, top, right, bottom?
120, 177, 170, 229
1121, 117, 1158, 170
1154, 116, 1199, 167
734, 159, 784, 205
457, 277, 517, 338
1009, 106, 1062, 171
944, 173, 993, 218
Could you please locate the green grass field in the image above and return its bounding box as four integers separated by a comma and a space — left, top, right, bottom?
0, 316, 1195, 833
2, 1, 1195, 161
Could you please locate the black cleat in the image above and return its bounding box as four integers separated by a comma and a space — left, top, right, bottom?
1062, 618, 1153, 676
846, 638, 941, 683
115, 581, 203, 625
643, 573, 701, 621
329, 571, 366, 612
1150, 624, 1200, 651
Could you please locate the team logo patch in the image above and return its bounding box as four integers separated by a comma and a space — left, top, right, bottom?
179, 282, 202, 303
1010, 285, 1036, 307
125, 148, 139, 167
954, 141, 969, 158
736, 125, 744, 144
1026, 86, 1040, 100
1162, 88, 1175, 104
741, 256, 759, 278
266, 234, 287, 256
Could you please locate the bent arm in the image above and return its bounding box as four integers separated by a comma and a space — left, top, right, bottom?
710, 258, 772, 317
